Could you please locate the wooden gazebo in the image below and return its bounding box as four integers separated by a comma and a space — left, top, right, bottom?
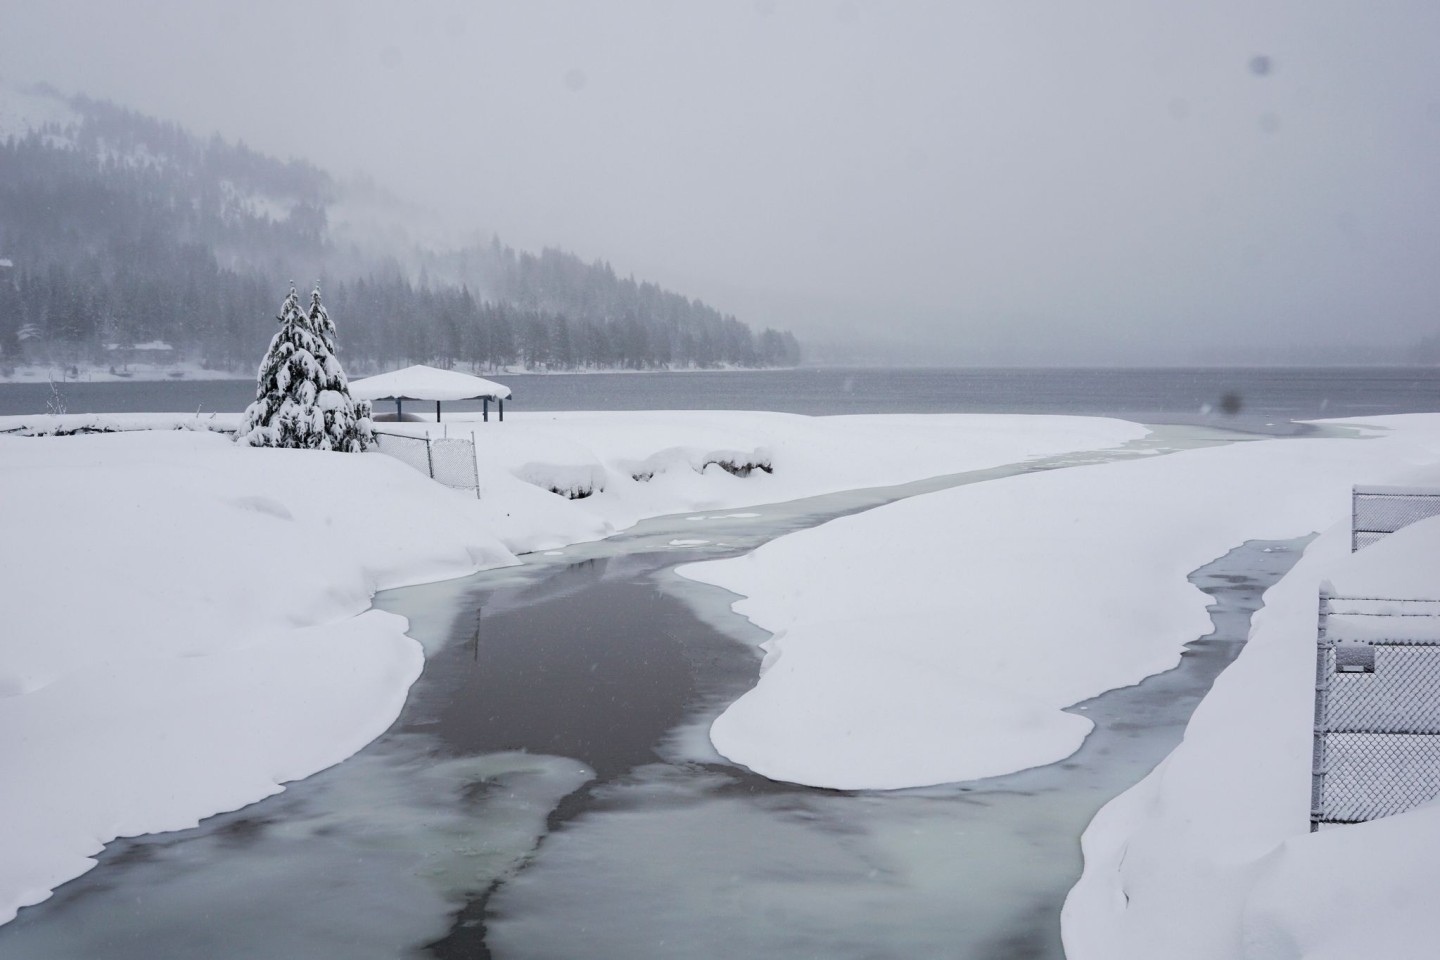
349, 365, 512, 422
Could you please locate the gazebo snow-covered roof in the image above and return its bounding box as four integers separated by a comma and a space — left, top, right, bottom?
349, 365, 512, 422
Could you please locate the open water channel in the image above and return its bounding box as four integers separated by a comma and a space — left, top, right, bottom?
0, 425, 1309, 959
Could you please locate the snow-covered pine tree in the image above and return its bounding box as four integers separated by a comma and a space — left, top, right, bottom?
236, 284, 374, 451
305, 285, 374, 451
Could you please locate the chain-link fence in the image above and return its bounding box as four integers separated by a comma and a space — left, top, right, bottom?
373, 431, 432, 476
372, 430, 480, 497
429, 436, 480, 492
1311, 591, 1440, 829
1353, 485, 1440, 552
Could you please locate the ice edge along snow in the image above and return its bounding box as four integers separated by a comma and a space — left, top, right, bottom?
0, 409, 1146, 926
1062, 417, 1440, 960
676, 415, 1440, 794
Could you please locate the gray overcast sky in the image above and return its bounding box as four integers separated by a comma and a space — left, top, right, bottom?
3, 0, 1439, 363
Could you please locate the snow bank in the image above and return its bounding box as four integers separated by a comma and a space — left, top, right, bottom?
1240, 787, 1440, 960
4, 409, 1146, 517
0, 410, 1146, 926
415, 410, 1149, 528
0, 363, 245, 384
0, 431, 524, 924
0, 412, 239, 436
677, 415, 1440, 791
1061, 415, 1440, 960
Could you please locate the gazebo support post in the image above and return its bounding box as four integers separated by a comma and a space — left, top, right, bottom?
395, 398, 403, 419
483, 398, 489, 423
436, 400, 442, 422
499, 399, 504, 422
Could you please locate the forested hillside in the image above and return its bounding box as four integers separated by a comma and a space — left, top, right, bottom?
0, 88, 800, 374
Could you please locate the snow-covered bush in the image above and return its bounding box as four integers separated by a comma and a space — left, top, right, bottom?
237, 285, 374, 451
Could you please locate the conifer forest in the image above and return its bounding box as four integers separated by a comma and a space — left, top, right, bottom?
0, 91, 801, 374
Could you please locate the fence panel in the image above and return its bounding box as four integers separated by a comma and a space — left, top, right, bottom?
1312, 592, 1440, 829
373, 431, 433, 478
372, 430, 479, 496
430, 436, 481, 492
1352, 486, 1440, 551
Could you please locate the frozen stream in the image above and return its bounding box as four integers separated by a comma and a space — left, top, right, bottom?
0, 426, 1307, 959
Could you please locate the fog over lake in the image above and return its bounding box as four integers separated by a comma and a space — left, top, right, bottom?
2, 1, 1438, 364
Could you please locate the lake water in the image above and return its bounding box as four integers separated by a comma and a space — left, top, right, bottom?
2, 366, 1437, 430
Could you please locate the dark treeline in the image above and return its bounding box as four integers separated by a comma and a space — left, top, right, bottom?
0, 89, 800, 373
328, 246, 799, 371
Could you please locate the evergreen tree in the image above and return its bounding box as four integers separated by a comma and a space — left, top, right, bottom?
305, 285, 374, 450
237, 284, 373, 451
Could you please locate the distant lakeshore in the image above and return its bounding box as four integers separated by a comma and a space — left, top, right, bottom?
2, 365, 1437, 429
3, 359, 1437, 388
0, 361, 803, 386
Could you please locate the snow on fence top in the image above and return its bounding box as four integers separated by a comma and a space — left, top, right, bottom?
349, 365, 511, 403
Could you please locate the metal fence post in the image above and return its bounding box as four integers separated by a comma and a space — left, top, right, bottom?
1351, 487, 1359, 553
1311, 586, 1332, 832
472, 431, 481, 499
425, 434, 435, 480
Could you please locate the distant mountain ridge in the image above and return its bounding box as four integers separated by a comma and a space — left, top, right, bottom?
0, 83, 800, 374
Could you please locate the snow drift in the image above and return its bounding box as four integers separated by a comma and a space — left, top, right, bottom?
678, 417, 1440, 791
0, 409, 1145, 925
1062, 415, 1440, 960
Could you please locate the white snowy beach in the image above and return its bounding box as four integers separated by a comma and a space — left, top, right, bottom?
3, 408, 1440, 960
675, 415, 1440, 790
0, 361, 248, 384
0, 409, 1141, 924
1060, 427, 1440, 960
671, 412, 1440, 958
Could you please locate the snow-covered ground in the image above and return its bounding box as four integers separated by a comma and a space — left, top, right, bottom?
675, 418, 1436, 789
0, 361, 246, 384
0, 409, 1143, 925
7, 408, 1439, 953
1061, 419, 1440, 960
669, 413, 1440, 956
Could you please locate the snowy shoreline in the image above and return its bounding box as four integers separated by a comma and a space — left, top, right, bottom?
668, 413, 1440, 956
0, 362, 250, 384
673, 416, 1437, 789
5, 408, 1439, 956
0, 362, 804, 386
0, 408, 1144, 924
1061, 418, 1440, 960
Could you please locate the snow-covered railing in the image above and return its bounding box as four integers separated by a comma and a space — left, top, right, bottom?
1352, 485, 1440, 552
1311, 588, 1440, 830
371, 429, 480, 497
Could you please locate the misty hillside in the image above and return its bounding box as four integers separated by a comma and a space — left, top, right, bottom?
0, 85, 800, 374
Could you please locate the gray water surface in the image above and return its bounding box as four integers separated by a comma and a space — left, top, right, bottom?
448, 535, 1308, 960
3, 366, 1436, 431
